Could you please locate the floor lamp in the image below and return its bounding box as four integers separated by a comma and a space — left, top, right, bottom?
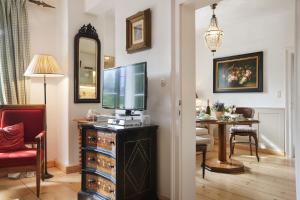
24, 54, 64, 179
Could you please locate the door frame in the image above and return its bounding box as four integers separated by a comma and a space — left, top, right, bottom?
285, 48, 296, 158
170, 0, 220, 199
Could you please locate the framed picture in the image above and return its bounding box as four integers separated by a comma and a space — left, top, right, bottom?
126, 9, 151, 53
213, 52, 263, 93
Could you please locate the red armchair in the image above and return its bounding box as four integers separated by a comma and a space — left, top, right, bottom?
0, 105, 46, 197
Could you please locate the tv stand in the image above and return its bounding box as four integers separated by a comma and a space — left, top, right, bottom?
115, 109, 143, 116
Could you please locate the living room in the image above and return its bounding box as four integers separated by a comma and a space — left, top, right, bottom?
0, 0, 300, 200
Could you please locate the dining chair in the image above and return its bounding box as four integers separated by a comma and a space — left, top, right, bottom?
196, 126, 211, 178
229, 107, 259, 162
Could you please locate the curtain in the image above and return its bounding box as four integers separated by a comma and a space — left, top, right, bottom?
0, 0, 29, 104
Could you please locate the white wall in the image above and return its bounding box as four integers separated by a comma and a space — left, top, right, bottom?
27, 0, 64, 162
114, 0, 172, 197
27, 0, 115, 165
103, 12, 115, 57
295, 0, 300, 199
196, 0, 295, 108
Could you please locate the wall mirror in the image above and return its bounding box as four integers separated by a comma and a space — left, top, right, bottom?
74, 23, 101, 103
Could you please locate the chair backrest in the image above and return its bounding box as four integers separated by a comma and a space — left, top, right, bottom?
235, 107, 255, 118
0, 105, 45, 143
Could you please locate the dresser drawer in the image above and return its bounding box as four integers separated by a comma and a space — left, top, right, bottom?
85, 130, 116, 153
85, 151, 116, 178
86, 173, 116, 200
97, 131, 116, 153
85, 130, 97, 147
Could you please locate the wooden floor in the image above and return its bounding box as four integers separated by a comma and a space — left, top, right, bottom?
0, 147, 296, 200
0, 168, 80, 200
196, 146, 296, 200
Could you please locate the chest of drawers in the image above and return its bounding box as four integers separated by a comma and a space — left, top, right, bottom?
78, 124, 158, 200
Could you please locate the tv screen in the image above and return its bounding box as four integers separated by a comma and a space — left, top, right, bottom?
102, 62, 147, 110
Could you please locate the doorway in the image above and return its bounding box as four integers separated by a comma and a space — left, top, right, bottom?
171, 0, 296, 199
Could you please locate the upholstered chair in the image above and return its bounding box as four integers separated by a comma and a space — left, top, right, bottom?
229, 107, 259, 162
0, 105, 46, 197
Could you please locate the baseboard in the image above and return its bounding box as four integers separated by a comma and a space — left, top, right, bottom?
52, 161, 80, 174
234, 144, 284, 156
47, 160, 55, 168
158, 195, 170, 200
214, 138, 285, 156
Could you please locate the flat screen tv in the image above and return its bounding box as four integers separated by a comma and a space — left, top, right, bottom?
102, 62, 147, 111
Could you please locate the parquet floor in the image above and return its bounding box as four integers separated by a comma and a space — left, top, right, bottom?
196, 146, 296, 200
0, 147, 296, 200
0, 168, 80, 200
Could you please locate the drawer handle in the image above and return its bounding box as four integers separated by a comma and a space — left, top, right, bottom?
88, 157, 96, 162
109, 164, 115, 169
109, 189, 115, 194
88, 136, 97, 142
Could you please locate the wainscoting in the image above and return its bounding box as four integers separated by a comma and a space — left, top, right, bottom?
211, 107, 286, 155
255, 108, 285, 153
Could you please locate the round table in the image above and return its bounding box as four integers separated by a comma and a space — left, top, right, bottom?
196, 119, 259, 174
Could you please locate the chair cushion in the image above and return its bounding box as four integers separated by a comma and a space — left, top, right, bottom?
230, 126, 257, 133
0, 148, 41, 168
196, 127, 208, 136
0, 109, 44, 143
0, 123, 25, 152
196, 136, 211, 145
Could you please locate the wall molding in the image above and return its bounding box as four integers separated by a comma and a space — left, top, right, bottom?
48, 160, 80, 174
211, 107, 286, 155
54, 161, 80, 174
159, 195, 170, 200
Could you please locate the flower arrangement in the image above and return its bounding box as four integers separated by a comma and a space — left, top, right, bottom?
225, 64, 254, 87
212, 102, 225, 112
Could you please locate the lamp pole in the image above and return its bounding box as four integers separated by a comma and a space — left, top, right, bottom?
24, 54, 63, 179
43, 75, 53, 179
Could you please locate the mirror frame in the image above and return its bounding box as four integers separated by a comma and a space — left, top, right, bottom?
74, 23, 101, 103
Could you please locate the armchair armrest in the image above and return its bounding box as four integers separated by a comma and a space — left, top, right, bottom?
35, 131, 46, 142
35, 131, 46, 158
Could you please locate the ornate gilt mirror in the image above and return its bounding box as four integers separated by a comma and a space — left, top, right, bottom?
74, 24, 101, 103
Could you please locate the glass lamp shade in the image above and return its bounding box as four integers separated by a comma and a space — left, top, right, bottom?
204, 15, 224, 53
24, 54, 64, 77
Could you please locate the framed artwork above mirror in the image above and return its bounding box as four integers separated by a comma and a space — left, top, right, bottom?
74, 23, 101, 103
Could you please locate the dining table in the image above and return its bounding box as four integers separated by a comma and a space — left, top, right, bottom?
196, 118, 259, 173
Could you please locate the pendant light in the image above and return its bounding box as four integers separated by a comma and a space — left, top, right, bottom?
204, 3, 224, 53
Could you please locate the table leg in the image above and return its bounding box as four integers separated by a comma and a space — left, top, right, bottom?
205, 123, 244, 174
218, 124, 227, 162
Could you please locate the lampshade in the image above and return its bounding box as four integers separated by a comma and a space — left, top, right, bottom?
24, 54, 64, 77
204, 4, 224, 53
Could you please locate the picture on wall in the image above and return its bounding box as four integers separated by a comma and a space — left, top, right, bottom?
126, 9, 151, 53
213, 52, 263, 93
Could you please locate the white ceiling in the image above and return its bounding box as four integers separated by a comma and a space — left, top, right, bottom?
84, 0, 115, 16
196, 0, 294, 29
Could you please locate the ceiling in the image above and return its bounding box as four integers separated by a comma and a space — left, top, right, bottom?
196, 0, 294, 30
84, 0, 115, 16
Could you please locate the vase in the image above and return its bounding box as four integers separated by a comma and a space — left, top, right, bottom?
215, 111, 224, 120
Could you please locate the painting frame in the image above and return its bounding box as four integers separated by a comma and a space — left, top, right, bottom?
126, 9, 151, 53
213, 52, 263, 93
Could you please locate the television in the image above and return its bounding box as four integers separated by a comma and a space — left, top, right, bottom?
102, 62, 147, 111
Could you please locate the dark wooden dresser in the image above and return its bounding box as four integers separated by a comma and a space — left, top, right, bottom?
78, 124, 158, 200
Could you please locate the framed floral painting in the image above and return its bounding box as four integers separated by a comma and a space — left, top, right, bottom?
213, 52, 263, 93
126, 9, 151, 53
